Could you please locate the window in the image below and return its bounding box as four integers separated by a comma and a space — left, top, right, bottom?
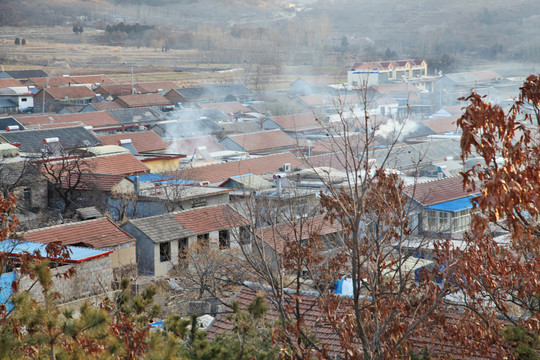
21, 98, 27, 102
23, 188, 32, 207
197, 233, 209, 247
178, 237, 188, 266
239, 226, 251, 245
219, 230, 230, 249
159, 242, 170, 262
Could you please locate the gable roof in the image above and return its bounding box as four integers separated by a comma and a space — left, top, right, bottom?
404, 176, 479, 207
94, 84, 139, 98
198, 101, 251, 114
220, 129, 298, 153
108, 108, 167, 124
171, 108, 229, 122
82, 102, 124, 111
25, 76, 73, 88
115, 93, 171, 108
168, 135, 225, 154
1, 70, 48, 79
16, 112, 120, 129
135, 81, 179, 93
0, 78, 23, 88
269, 112, 322, 132
258, 216, 342, 254
422, 115, 460, 134
153, 119, 222, 139
84, 153, 148, 175
97, 130, 169, 152
21, 218, 134, 249
293, 75, 337, 86
126, 214, 195, 243
173, 84, 253, 101
0, 117, 25, 131
40, 86, 97, 100
168, 152, 304, 184
69, 74, 115, 85
171, 204, 248, 235
0, 126, 101, 153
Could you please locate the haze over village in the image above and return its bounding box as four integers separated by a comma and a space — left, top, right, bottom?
0, 1, 539, 358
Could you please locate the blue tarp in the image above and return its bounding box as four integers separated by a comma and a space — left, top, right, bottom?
424, 196, 476, 213
0, 272, 16, 311
0, 240, 111, 262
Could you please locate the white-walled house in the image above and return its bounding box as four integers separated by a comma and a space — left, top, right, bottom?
123, 204, 250, 277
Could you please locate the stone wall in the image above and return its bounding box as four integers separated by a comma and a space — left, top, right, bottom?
18, 255, 113, 304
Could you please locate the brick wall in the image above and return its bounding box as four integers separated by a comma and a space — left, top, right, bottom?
17, 255, 113, 304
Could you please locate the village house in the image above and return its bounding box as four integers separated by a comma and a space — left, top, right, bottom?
290, 75, 339, 96
348, 59, 428, 87
15, 112, 121, 132
165, 84, 254, 107
123, 204, 249, 277
34, 86, 98, 113
0, 86, 35, 114
404, 176, 480, 238
113, 93, 173, 110
0, 69, 48, 80
219, 129, 304, 155
20, 217, 137, 280
0, 241, 113, 307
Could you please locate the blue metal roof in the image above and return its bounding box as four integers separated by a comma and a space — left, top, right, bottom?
424, 196, 476, 213
0, 241, 112, 263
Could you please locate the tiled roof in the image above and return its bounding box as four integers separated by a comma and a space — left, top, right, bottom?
422, 115, 460, 134
168, 135, 225, 154
16, 112, 120, 128
84, 102, 124, 111
221, 130, 298, 152
2, 69, 48, 79
84, 153, 149, 175
26, 76, 73, 88
69, 74, 115, 85
61, 173, 128, 191
404, 176, 479, 207
126, 214, 195, 243
208, 285, 497, 359
294, 75, 337, 86
154, 119, 222, 139
269, 113, 322, 131
171, 204, 248, 235
97, 130, 169, 152
115, 93, 171, 108
198, 101, 251, 114
42, 86, 97, 100
21, 218, 134, 249
108, 108, 167, 124
0, 78, 23, 88
95, 84, 138, 97
173, 84, 253, 101
298, 94, 328, 107
258, 216, 342, 254
135, 81, 179, 93
0, 117, 25, 131
169, 152, 304, 184
207, 285, 345, 355
0, 126, 101, 153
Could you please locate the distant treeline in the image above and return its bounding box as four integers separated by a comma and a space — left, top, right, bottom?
105, 22, 154, 35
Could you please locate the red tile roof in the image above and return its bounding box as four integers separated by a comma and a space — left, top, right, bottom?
60, 173, 128, 191
42, 86, 97, 100
270, 113, 323, 132
15, 112, 120, 128
198, 101, 251, 114
26, 76, 73, 88
404, 176, 479, 207
95, 84, 138, 98
69, 74, 116, 85
135, 81, 179, 93
115, 93, 171, 108
85, 153, 148, 175
171, 204, 248, 234
21, 218, 134, 249
208, 285, 498, 359
169, 152, 304, 184
98, 130, 169, 152
422, 115, 460, 134
0, 78, 23, 88
223, 129, 298, 152
258, 216, 342, 254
